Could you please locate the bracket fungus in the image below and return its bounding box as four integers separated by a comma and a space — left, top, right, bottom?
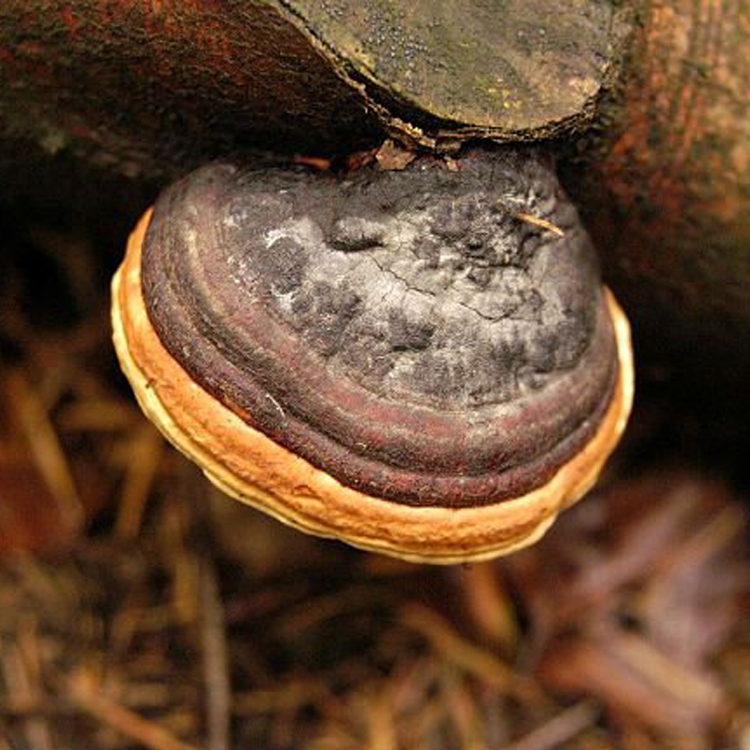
112, 148, 633, 563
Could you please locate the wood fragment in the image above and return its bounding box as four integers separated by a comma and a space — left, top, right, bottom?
374, 140, 417, 171
443, 156, 459, 172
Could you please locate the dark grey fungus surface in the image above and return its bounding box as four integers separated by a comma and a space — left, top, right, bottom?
141, 148, 618, 508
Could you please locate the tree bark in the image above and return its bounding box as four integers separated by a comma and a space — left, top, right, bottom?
0, 0, 380, 178
0, 0, 625, 177
563, 0, 750, 371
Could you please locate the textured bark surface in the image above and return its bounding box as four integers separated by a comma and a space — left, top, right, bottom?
280, 0, 627, 143
0, 0, 380, 177
562, 0, 750, 369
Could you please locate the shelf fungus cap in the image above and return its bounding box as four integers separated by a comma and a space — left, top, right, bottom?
112, 149, 633, 564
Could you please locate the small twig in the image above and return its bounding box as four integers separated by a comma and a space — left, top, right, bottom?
364, 688, 397, 750
515, 213, 565, 237
1, 636, 55, 750
0, 697, 78, 718
199, 556, 231, 750
233, 680, 328, 714
499, 702, 598, 750
179, 459, 232, 750
69, 669, 201, 750
399, 604, 540, 703
292, 154, 331, 171
4, 368, 85, 533
278, 584, 394, 639
461, 562, 518, 653
160, 476, 201, 625
116, 424, 164, 539
439, 669, 488, 750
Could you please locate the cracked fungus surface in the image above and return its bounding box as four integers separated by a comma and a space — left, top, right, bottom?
138, 149, 616, 507
145, 151, 600, 411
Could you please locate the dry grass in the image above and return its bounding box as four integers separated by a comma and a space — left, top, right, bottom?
0, 220, 748, 750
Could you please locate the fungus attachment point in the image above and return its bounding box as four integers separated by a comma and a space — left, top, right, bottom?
112, 149, 633, 563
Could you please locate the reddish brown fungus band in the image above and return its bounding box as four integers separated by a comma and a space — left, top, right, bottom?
138, 147, 619, 509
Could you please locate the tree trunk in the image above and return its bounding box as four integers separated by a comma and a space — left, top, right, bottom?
563, 0, 750, 373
